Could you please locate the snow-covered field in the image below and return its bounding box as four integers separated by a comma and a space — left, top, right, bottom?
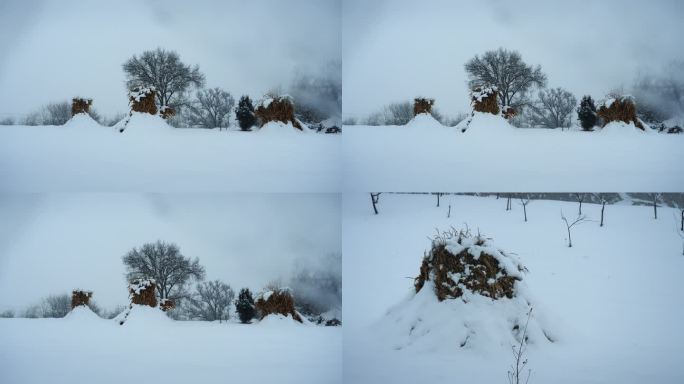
0, 114, 340, 192
342, 114, 684, 192
0, 306, 341, 384
343, 193, 684, 383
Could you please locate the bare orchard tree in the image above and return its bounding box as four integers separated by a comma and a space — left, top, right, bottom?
42, 102, 71, 125
595, 193, 607, 227
561, 211, 588, 248
383, 102, 413, 125
653, 193, 661, 219
527, 87, 577, 128
575, 193, 585, 215
123, 48, 205, 110
370, 193, 381, 215
185, 280, 235, 322
122, 240, 206, 302
465, 48, 547, 109
519, 196, 531, 222
40, 294, 71, 318
186, 87, 235, 129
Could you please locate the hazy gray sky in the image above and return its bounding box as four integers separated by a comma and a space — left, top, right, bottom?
0, 0, 340, 119
343, 0, 684, 118
0, 193, 340, 312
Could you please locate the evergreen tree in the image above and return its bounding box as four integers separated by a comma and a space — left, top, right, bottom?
235, 288, 256, 323
235, 95, 257, 131
576, 95, 598, 131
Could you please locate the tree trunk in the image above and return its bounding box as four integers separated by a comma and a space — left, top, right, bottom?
436, 193, 440, 207
653, 196, 657, 219
370, 193, 379, 215
447, 205, 451, 218
523, 204, 527, 222
680, 209, 683, 231
567, 226, 572, 248
600, 201, 605, 227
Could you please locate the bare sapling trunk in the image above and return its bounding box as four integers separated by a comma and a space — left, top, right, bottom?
600, 200, 606, 227
519, 197, 530, 222
576, 193, 584, 215
370, 193, 381, 215
508, 308, 533, 384
562, 210, 588, 248
653, 195, 658, 219
447, 204, 451, 218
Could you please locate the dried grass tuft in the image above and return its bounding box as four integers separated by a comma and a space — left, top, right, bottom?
255, 96, 302, 130
597, 96, 644, 130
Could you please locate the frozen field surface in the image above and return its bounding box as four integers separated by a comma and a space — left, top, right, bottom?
0, 115, 341, 192
343, 193, 684, 384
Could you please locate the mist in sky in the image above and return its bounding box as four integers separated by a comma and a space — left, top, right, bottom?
0, 193, 341, 312
343, 0, 684, 118
0, 0, 341, 119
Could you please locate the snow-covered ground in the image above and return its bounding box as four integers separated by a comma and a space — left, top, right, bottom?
342, 114, 684, 192
0, 114, 340, 192
343, 193, 684, 384
0, 306, 341, 384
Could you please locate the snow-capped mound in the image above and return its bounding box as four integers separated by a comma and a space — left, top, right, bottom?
63, 113, 102, 129
258, 313, 309, 326
115, 304, 171, 326
377, 281, 552, 354
600, 121, 652, 135
118, 112, 172, 134
258, 121, 308, 134
405, 113, 446, 130
461, 112, 514, 135
64, 305, 102, 321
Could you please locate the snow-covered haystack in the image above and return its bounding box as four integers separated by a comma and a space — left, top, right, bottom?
255, 95, 303, 130
258, 121, 308, 134
255, 288, 303, 323
63, 112, 102, 129
115, 304, 171, 326
129, 279, 157, 307
378, 228, 553, 353
159, 298, 175, 312
64, 305, 101, 321
71, 98, 92, 116
600, 121, 651, 135
405, 112, 445, 130
415, 228, 525, 301
461, 111, 515, 135
413, 97, 435, 116
71, 289, 92, 308
118, 112, 173, 134
129, 87, 157, 115
471, 86, 499, 115
597, 95, 645, 130
159, 105, 175, 120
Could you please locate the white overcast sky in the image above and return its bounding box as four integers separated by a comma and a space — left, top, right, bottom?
0, 193, 340, 311
343, 0, 684, 118
0, 0, 340, 119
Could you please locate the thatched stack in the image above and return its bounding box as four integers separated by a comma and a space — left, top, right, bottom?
255, 288, 303, 322
471, 86, 500, 115
502, 105, 517, 120
413, 97, 435, 116
255, 95, 302, 130
71, 98, 92, 116
415, 229, 525, 301
129, 87, 158, 115
159, 298, 175, 312
71, 290, 92, 308
128, 279, 157, 307
597, 96, 644, 130
160, 106, 175, 120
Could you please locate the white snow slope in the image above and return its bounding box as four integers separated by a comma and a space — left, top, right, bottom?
343, 113, 684, 191
0, 115, 340, 192
343, 193, 684, 384
0, 306, 341, 384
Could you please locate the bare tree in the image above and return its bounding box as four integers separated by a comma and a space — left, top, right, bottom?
561, 211, 588, 248
289, 60, 341, 124
447, 204, 451, 219
527, 87, 577, 128
0, 309, 14, 318
185, 280, 235, 322
186, 87, 235, 129
0, 117, 15, 125
465, 48, 547, 109
383, 101, 413, 125
370, 193, 381, 215
506, 194, 512, 211
653, 193, 661, 219
43, 102, 71, 125
575, 193, 585, 215
435, 193, 444, 207
633, 60, 684, 123
41, 294, 71, 318
519, 196, 530, 222
123, 48, 206, 110
508, 307, 533, 384
122, 240, 206, 302
596, 194, 607, 227
673, 208, 684, 256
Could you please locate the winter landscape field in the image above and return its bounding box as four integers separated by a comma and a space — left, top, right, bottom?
343, 193, 684, 384
342, 113, 684, 192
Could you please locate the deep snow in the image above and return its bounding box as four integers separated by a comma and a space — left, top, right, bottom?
343, 193, 684, 384
0, 114, 340, 192
343, 113, 684, 191
0, 306, 341, 384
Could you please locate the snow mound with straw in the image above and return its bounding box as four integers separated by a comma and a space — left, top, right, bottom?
461, 112, 515, 136
117, 112, 173, 134
405, 113, 446, 130
115, 304, 171, 327
63, 113, 102, 129
64, 305, 102, 322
